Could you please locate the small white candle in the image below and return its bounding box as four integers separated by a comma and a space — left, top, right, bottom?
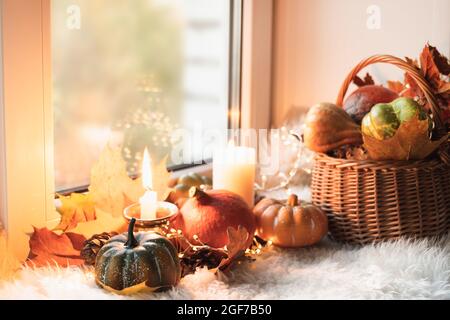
139, 148, 158, 220
213, 141, 256, 207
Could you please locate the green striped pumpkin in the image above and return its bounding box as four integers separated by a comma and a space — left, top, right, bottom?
95, 218, 180, 292
362, 97, 430, 140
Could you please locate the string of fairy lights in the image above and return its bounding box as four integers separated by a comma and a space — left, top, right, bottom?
254, 125, 314, 197
160, 222, 272, 260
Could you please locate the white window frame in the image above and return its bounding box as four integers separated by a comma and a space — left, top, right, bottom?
1, 0, 55, 260
0, 0, 272, 259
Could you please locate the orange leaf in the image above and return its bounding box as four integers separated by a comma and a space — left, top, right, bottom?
387, 80, 406, 95
26, 227, 86, 268
420, 44, 444, 89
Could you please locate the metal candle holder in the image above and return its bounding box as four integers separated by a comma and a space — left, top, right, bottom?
123, 201, 179, 232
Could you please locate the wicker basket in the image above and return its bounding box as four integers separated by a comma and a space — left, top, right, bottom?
311, 55, 450, 245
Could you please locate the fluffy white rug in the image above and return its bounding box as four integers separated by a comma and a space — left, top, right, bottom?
1, 234, 449, 300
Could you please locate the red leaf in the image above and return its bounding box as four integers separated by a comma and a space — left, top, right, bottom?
420, 45, 443, 89
353, 73, 375, 87
26, 227, 86, 268
423, 44, 450, 76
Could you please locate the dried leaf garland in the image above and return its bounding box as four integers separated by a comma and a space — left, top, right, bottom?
54, 193, 96, 231
26, 228, 86, 268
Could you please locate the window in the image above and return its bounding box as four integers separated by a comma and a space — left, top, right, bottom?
1, 0, 271, 258
52, 0, 241, 191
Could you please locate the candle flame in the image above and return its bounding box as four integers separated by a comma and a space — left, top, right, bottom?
228, 139, 235, 147
142, 147, 152, 190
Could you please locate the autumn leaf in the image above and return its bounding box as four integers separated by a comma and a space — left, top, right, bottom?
68, 208, 128, 239
353, 73, 375, 87
428, 46, 450, 76
438, 82, 450, 95
363, 116, 448, 161
380, 44, 450, 130
54, 193, 96, 231
420, 45, 450, 87
218, 226, 251, 272
405, 56, 420, 69
89, 145, 143, 217
403, 70, 425, 103
26, 227, 86, 268
89, 145, 171, 217
387, 80, 406, 95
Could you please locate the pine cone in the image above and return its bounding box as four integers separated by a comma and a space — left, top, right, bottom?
180, 246, 228, 277
81, 232, 118, 266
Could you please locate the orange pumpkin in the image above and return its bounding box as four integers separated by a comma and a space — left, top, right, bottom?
253, 194, 328, 247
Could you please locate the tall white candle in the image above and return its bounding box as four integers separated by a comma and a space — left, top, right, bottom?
213, 141, 256, 207
139, 148, 158, 220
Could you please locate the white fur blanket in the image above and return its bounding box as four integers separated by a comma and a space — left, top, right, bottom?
1, 234, 449, 300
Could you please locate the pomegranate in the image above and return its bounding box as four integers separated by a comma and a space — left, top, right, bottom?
173, 187, 256, 248
343, 85, 398, 123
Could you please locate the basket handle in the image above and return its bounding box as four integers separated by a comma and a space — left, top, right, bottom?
336, 54, 444, 133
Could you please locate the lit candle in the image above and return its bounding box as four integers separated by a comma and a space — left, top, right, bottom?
213, 141, 256, 207
139, 148, 158, 220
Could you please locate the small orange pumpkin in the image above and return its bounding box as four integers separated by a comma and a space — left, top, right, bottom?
253, 194, 328, 247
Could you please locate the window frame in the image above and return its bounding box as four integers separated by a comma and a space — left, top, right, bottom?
0, 0, 273, 259
0, 0, 55, 260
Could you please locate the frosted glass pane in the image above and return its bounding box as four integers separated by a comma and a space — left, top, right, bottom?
52, 0, 231, 191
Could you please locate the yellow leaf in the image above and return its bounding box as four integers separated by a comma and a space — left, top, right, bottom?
68, 208, 128, 239
88, 145, 171, 217
88, 145, 143, 217
54, 193, 96, 231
